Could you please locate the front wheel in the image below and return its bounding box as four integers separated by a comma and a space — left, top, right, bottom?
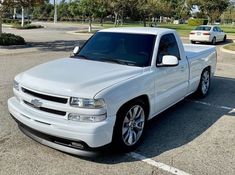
211, 37, 216, 45
195, 68, 211, 98
112, 100, 147, 152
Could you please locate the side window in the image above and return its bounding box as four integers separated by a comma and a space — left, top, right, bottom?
156, 34, 180, 65
213, 27, 218, 32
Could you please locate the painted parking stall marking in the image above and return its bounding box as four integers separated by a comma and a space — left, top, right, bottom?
127, 152, 191, 175
127, 99, 234, 175
186, 99, 234, 111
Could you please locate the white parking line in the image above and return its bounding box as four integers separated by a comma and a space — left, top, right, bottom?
186, 99, 234, 111
127, 152, 191, 175
127, 100, 234, 175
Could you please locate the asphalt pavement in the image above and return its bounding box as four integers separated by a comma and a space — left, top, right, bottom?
0, 22, 235, 175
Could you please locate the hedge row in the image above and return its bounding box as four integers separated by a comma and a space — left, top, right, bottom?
188, 18, 208, 26
12, 24, 44, 29
3, 18, 31, 25
0, 33, 25, 46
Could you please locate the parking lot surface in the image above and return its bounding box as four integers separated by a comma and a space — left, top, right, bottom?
0, 23, 235, 175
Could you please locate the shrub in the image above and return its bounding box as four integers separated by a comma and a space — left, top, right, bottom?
12, 24, 44, 29
0, 33, 26, 46
3, 18, 31, 25
188, 18, 208, 26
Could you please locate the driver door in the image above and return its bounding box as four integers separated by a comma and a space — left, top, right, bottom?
153, 34, 189, 114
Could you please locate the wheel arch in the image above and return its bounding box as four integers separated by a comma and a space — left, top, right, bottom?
116, 94, 150, 120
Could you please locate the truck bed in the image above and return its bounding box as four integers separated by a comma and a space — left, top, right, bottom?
183, 44, 216, 59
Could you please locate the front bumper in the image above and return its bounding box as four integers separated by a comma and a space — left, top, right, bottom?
8, 97, 116, 156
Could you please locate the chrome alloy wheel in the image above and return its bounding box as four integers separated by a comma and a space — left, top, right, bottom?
122, 105, 145, 146
201, 70, 210, 95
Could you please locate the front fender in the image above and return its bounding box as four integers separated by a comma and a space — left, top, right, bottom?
95, 71, 155, 118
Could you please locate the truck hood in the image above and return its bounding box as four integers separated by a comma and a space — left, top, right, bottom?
17, 58, 143, 98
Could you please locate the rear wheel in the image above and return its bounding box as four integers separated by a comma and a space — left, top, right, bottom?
223, 35, 227, 42
211, 37, 216, 45
195, 68, 211, 98
112, 100, 147, 152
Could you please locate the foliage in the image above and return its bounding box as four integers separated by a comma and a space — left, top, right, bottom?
32, 0, 54, 19
0, 33, 25, 45
188, 18, 208, 26
3, 18, 31, 24
194, 0, 230, 23
12, 24, 43, 29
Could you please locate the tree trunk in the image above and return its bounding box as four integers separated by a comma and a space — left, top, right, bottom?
88, 17, 92, 32
54, 0, 57, 23
13, 8, 17, 20
114, 12, 118, 27
27, 8, 30, 23
120, 10, 124, 26
0, 15, 2, 34
100, 17, 104, 26
143, 17, 146, 27
21, 7, 25, 27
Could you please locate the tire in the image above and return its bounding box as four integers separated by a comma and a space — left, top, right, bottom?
223, 35, 227, 42
191, 41, 196, 44
211, 37, 216, 45
195, 68, 211, 98
112, 99, 147, 152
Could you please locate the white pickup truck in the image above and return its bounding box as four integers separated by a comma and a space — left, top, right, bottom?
8, 27, 216, 156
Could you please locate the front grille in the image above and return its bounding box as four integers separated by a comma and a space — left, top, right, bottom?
23, 100, 66, 116
21, 87, 68, 104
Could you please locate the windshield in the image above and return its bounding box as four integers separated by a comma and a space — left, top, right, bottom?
75, 32, 156, 67
195, 26, 211, 31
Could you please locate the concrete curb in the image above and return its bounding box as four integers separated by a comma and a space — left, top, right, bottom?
220, 42, 235, 63
220, 42, 235, 54
66, 31, 94, 36
66, 30, 97, 36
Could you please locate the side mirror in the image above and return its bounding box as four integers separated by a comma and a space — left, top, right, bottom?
73, 46, 80, 55
161, 55, 179, 66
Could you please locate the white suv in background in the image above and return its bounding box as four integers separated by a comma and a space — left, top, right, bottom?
189, 25, 227, 44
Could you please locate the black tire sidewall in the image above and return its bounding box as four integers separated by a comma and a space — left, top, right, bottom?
197, 69, 211, 98
112, 100, 147, 152
212, 37, 216, 45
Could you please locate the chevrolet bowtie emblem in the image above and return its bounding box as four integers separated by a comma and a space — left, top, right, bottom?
31, 99, 43, 108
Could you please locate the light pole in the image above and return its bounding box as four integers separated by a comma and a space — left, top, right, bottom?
54, 0, 57, 23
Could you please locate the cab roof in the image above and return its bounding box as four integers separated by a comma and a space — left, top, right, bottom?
99, 27, 175, 35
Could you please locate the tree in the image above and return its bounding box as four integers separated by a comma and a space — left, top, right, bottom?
79, 0, 98, 32
0, 0, 15, 34
195, 0, 230, 23
32, 0, 53, 20
17, 0, 44, 26
95, 0, 109, 26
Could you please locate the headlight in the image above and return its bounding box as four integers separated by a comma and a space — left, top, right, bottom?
13, 80, 19, 91
68, 113, 107, 122
70, 97, 105, 109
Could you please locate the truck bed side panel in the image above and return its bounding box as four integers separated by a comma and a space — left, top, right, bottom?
184, 44, 217, 95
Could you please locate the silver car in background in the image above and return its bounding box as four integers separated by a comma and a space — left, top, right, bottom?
189, 25, 227, 45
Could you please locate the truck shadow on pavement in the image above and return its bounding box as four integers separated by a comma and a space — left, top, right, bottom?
84, 76, 235, 164
28, 40, 86, 52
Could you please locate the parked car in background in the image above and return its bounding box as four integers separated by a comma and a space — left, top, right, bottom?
189, 25, 227, 45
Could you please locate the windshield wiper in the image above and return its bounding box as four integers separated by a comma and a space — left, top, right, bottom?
76, 54, 89, 60
98, 58, 135, 66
